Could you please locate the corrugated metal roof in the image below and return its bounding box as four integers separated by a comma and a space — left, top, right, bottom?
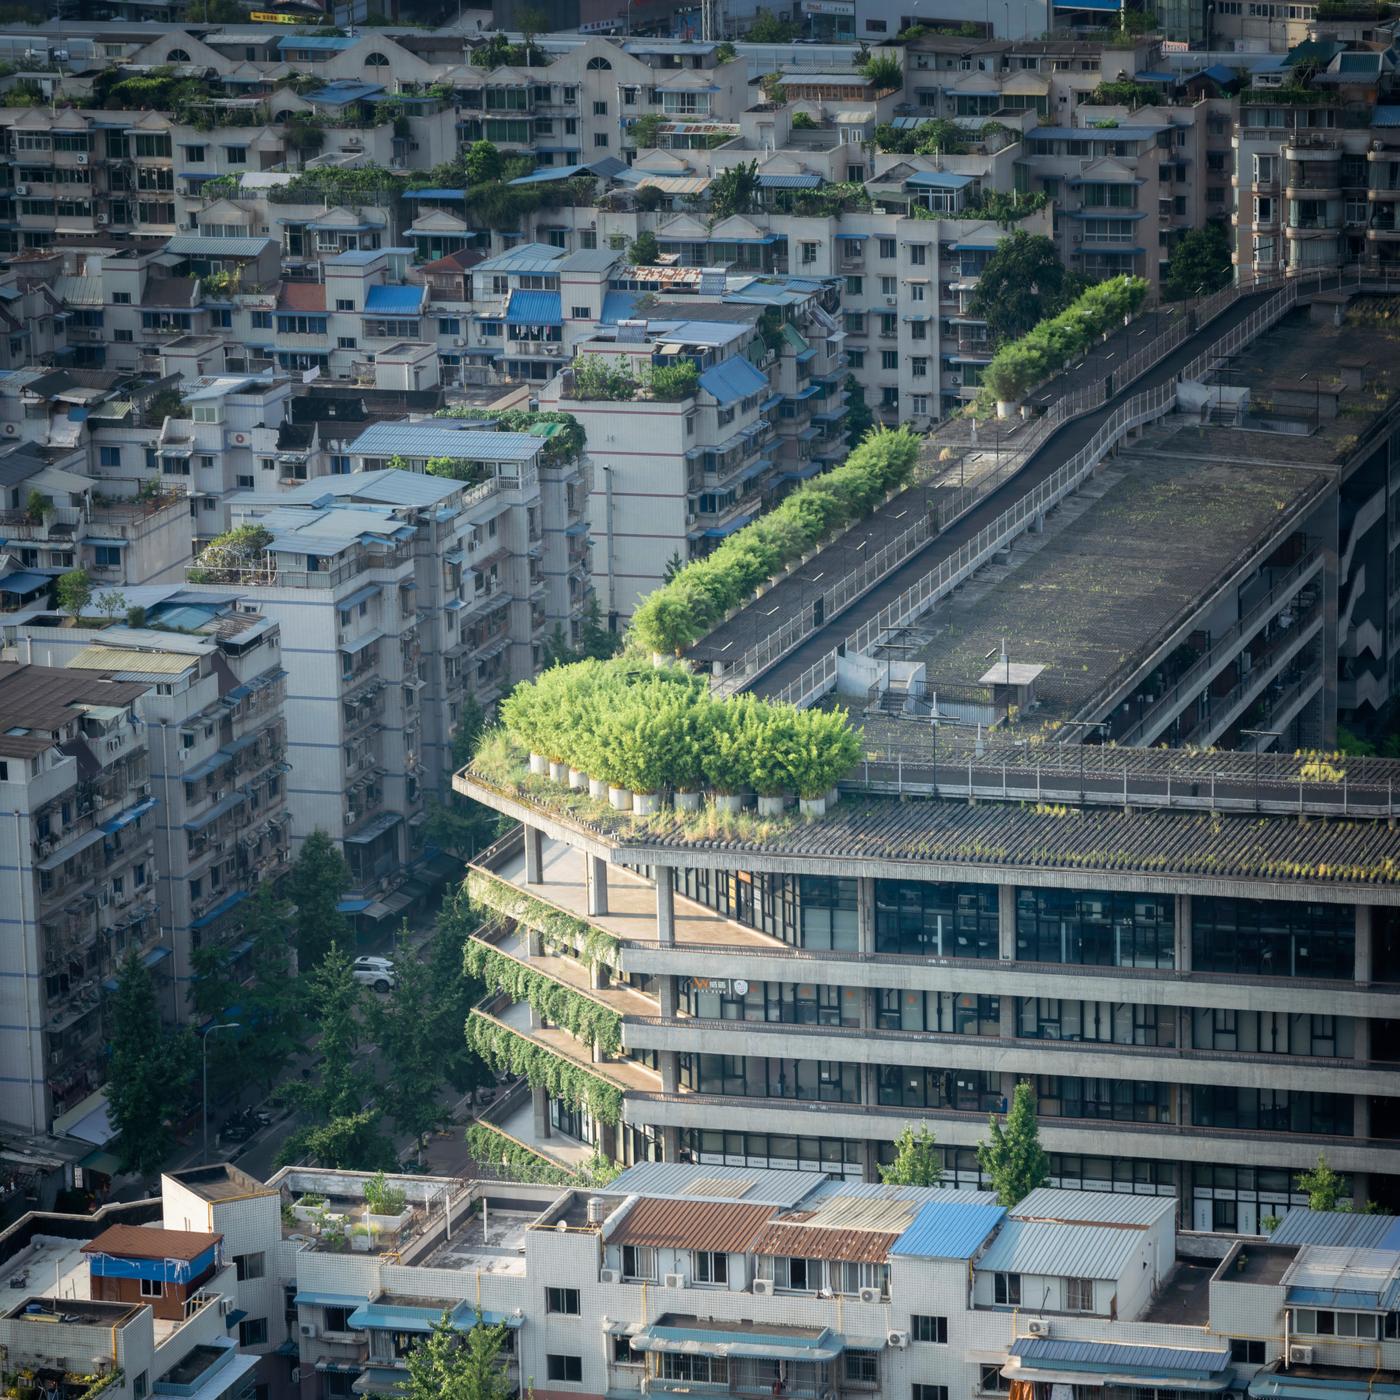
348, 423, 543, 462
67, 645, 195, 676
634, 1318, 842, 1363
1282, 1245, 1400, 1310
602, 1162, 827, 1207
890, 1198, 1006, 1260
1272, 1208, 1400, 1250
1009, 1338, 1231, 1378
758, 173, 823, 189
278, 469, 463, 509
473, 242, 567, 275
1013, 1188, 1175, 1228
506, 289, 562, 326
165, 233, 276, 258
801, 1193, 922, 1233
364, 284, 426, 315
698, 355, 769, 406
976, 1220, 1142, 1279
753, 1222, 900, 1264
305, 80, 385, 106
52, 275, 104, 307
906, 171, 975, 189
607, 1197, 774, 1254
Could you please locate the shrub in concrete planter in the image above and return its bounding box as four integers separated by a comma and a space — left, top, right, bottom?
528, 753, 549, 776
588, 776, 609, 800
758, 794, 787, 817
674, 789, 702, 812
799, 796, 828, 819
549, 760, 569, 784
568, 767, 587, 790
609, 786, 633, 811
633, 792, 660, 815
715, 794, 743, 815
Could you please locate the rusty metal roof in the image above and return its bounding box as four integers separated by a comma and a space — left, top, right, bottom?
607, 1197, 775, 1254
751, 1222, 902, 1265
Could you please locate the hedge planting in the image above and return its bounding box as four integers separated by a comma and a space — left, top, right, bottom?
464, 939, 623, 1055
497, 658, 862, 800
464, 1123, 622, 1187
465, 868, 622, 968
982, 275, 1150, 406
466, 1010, 625, 1124
630, 426, 921, 656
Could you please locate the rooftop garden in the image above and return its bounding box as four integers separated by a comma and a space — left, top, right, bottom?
433, 406, 586, 463
629, 426, 920, 656
980, 274, 1149, 410
909, 189, 1050, 225
565, 355, 699, 403
187, 524, 274, 585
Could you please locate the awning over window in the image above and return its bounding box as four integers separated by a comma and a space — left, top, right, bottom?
631, 1320, 844, 1363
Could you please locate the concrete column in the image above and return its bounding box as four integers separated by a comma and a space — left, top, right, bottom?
857, 877, 877, 956
660, 1049, 679, 1093
1174, 894, 1192, 972
524, 824, 544, 884
1177, 1084, 1192, 1128
662, 1126, 681, 1161
593, 1036, 606, 1064
589, 960, 607, 991
526, 927, 544, 957
998, 884, 1016, 961
862, 1139, 880, 1184
862, 1063, 878, 1107
999, 1072, 1017, 1109
528, 1001, 542, 1029
1354, 1015, 1371, 1062
1352, 1172, 1372, 1211
658, 975, 678, 1019
598, 1120, 618, 1161
865, 987, 880, 1031
532, 1086, 551, 1139
1356, 904, 1372, 983
656, 867, 675, 946
999, 994, 1017, 1040
586, 854, 609, 917
1355, 1094, 1371, 1139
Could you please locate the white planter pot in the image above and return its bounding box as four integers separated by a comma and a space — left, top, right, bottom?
549, 760, 569, 784
826, 786, 840, 808
715, 794, 743, 815
996, 399, 1018, 420
674, 790, 701, 812
528, 753, 549, 776
350, 1231, 373, 1252
757, 794, 786, 817
366, 1208, 411, 1233
609, 786, 633, 811
568, 767, 587, 790
634, 792, 659, 815
799, 796, 828, 819
588, 776, 609, 800
292, 1203, 322, 1224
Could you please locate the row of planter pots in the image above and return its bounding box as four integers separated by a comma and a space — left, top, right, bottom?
528, 752, 839, 819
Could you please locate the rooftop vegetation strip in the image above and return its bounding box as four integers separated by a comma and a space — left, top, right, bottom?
465, 867, 623, 969
497, 658, 862, 800
466, 1009, 625, 1124
464, 937, 624, 1056
629, 427, 921, 657
981, 276, 1150, 407
464, 1122, 579, 1185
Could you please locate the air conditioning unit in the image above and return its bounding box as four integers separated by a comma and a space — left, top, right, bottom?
1289, 1347, 1313, 1365
663, 1273, 685, 1289
299, 1323, 318, 1339
752, 1278, 774, 1297
453, 337, 466, 347
290, 1370, 301, 1386
219, 1297, 235, 1316
884, 295, 897, 305
76, 153, 88, 165
887, 1331, 909, 1350
599, 1268, 618, 1284
1026, 1320, 1051, 1338
15, 185, 29, 197
96, 214, 109, 226
858, 1287, 881, 1304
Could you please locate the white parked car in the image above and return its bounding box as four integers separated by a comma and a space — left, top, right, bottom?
352, 956, 395, 991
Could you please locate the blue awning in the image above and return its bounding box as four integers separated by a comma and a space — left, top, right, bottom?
759, 173, 823, 189
783, 460, 825, 482
190, 889, 250, 931
632, 1322, 842, 1363
338, 583, 382, 610
345, 811, 403, 845
364, 284, 425, 315
506, 290, 562, 326
296, 1292, 371, 1309
565, 521, 589, 537
348, 1301, 522, 1332
833, 232, 867, 240
340, 631, 384, 656
906, 171, 974, 189
337, 897, 373, 913
736, 457, 772, 483
101, 797, 157, 834
184, 791, 246, 832
84, 537, 130, 549
698, 355, 769, 406
0, 570, 52, 594
1009, 1338, 1232, 1387
144, 945, 171, 970
224, 1309, 248, 1327
702, 510, 758, 539
402, 188, 468, 200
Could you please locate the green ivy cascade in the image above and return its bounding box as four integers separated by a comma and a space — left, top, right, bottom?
466, 869, 622, 969
466, 1011, 624, 1124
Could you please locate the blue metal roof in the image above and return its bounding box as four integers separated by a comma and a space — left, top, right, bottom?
1010, 1338, 1231, 1380
305, 81, 385, 106
605, 1162, 826, 1206
699, 355, 769, 406
1027, 124, 1167, 139
101, 797, 157, 834
702, 510, 757, 539
190, 889, 250, 930
277, 33, 357, 48
349, 422, 543, 463
295, 1293, 370, 1309
166, 233, 276, 258
758, 173, 823, 189
403, 188, 468, 201
1272, 1208, 1400, 1249
1251, 1371, 1400, 1400
364, 284, 425, 315
0, 570, 52, 594
977, 1219, 1142, 1278
1372, 105, 1400, 127
473, 242, 566, 275
890, 1198, 1006, 1260
510, 164, 586, 185
907, 171, 974, 190
506, 289, 562, 326
600, 289, 641, 323
633, 1321, 842, 1362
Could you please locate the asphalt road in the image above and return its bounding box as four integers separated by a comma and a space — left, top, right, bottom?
750, 290, 1276, 699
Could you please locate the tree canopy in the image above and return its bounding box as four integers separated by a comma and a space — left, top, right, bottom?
968, 231, 1076, 344
977, 1081, 1051, 1206
288, 829, 350, 972
879, 1123, 944, 1186
404, 1312, 514, 1400
1163, 220, 1233, 301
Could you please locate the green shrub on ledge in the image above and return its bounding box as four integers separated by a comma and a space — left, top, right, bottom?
466, 868, 622, 968
465, 940, 623, 1056
466, 1011, 624, 1124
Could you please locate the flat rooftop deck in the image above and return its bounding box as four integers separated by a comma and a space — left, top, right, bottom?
1139, 1259, 1213, 1326
484, 923, 659, 1019
893, 449, 1326, 723
419, 1208, 537, 1273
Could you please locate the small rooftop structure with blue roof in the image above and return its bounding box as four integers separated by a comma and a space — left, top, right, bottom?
1271, 1208, 1400, 1250
472, 243, 568, 276
888, 1196, 1007, 1260
304, 81, 385, 106
348, 420, 546, 466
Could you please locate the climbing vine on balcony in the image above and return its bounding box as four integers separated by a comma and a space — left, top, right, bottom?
466, 868, 621, 969
465, 1123, 624, 1187
466, 1011, 624, 1125
464, 941, 623, 1056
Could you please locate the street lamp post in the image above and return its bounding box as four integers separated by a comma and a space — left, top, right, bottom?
1058, 719, 1111, 802
202, 1021, 241, 1163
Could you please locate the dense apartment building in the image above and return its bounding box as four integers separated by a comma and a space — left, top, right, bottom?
13, 1157, 1400, 1400
0, 664, 160, 1134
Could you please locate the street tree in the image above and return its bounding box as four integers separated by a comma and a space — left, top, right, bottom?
239, 886, 306, 1092
843, 374, 874, 448
405, 1312, 514, 1400
464, 140, 503, 186
278, 944, 395, 1170
746, 6, 799, 40
879, 1123, 943, 1186
288, 829, 350, 971
1163, 220, 1232, 301
108, 952, 194, 1174
977, 1081, 1050, 1206
369, 927, 452, 1157
968, 232, 1072, 345
437, 888, 500, 1101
